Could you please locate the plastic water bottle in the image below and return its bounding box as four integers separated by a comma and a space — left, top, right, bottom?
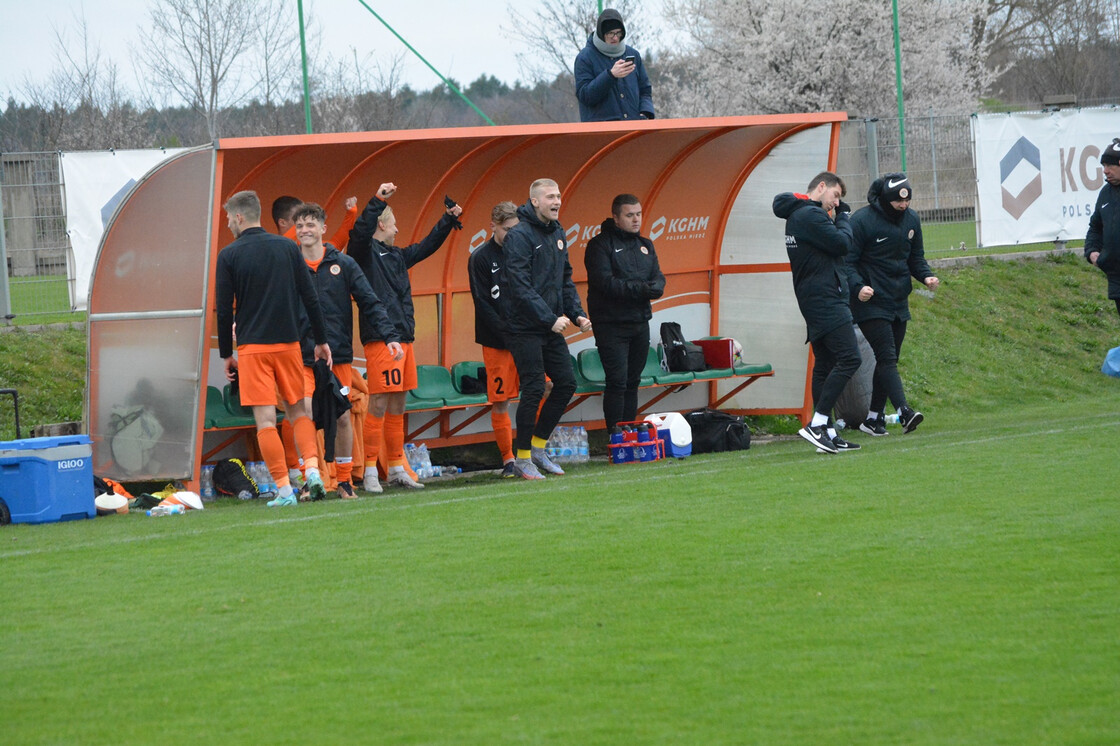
621, 426, 638, 463
405, 443, 419, 471
560, 427, 575, 463
200, 464, 215, 501
577, 427, 589, 463
885, 413, 900, 425
147, 504, 185, 517
637, 423, 656, 462
610, 427, 625, 464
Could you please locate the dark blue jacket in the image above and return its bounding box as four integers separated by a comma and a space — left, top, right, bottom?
846, 187, 933, 323
773, 192, 853, 342
299, 245, 399, 365
468, 237, 510, 350
1085, 181, 1120, 299
502, 201, 586, 335
215, 227, 326, 358
574, 37, 654, 122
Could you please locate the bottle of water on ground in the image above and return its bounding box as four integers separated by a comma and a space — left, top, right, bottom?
147, 504, 185, 517
200, 464, 215, 501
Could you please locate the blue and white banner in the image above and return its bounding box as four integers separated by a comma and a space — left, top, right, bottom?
972, 108, 1120, 247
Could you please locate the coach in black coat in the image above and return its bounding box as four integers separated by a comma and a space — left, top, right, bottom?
773, 172, 862, 454
1086, 138, 1120, 318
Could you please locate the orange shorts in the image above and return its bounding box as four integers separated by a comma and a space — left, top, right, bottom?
237, 343, 303, 406
481, 346, 520, 402
363, 341, 417, 393
301, 362, 354, 399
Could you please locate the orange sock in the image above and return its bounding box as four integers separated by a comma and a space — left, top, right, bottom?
384, 413, 405, 467
292, 416, 319, 473
363, 412, 384, 469
256, 426, 290, 489
336, 458, 353, 485
491, 409, 514, 463
278, 418, 300, 471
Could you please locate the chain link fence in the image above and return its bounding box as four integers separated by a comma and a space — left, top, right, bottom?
0, 152, 79, 323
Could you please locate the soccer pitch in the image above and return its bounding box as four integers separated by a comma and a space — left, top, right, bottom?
2, 404, 1118, 744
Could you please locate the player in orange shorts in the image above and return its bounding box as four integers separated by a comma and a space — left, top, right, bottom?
291, 203, 403, 499
348, 182, 463, 491
216, 190, 331, 506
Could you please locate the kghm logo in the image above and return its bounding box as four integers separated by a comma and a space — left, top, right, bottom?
57, 459, 86, 471
649, 215, 710, 242
1000, 136, 1042, 220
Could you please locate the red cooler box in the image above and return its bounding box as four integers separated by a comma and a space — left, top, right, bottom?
0, 435, 95, 525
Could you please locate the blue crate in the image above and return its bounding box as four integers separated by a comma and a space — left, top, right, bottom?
0, 435, 95, 525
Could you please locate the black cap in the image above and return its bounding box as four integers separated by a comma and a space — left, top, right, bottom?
597, 9, 626, 41
1102, 138, 1120, 166
880, 173, 913, 202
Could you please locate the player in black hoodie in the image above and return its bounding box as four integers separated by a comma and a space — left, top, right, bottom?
584, 194, 665, 431
773, 172, 862, 454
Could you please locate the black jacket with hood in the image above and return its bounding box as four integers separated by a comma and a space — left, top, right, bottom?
584, 218, 665, 324
1085, 180, 1120, 299
467, 236, 510, 349
772, 192, 854, 342
845, 177, 933, 323
501, 201, 586, 335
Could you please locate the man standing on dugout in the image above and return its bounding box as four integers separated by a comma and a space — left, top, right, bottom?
216, 190, 332, 506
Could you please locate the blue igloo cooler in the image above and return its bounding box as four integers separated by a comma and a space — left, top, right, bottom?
0, 434, 95, 525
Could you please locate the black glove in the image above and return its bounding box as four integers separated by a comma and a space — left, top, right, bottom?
444, 194, 463, 231
836, 200, 851, 215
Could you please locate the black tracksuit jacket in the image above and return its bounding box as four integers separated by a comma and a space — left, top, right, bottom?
216, 227, 326, 358
298, 245, 399, 365
772, 192, 854, 342
348, 194, 457, 344
1085, 181, 1120, 299
501, 201, 586, 335
468, 237, 510, 349
584, 219, 665, 324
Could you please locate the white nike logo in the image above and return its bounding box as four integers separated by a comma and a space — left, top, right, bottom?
876, 237, 888, 243
534, 244, 542, 250
887, 178, 906, 189
378, 251, 390, 256
491, 266, 499, 273
615, 247, 624, 253
1103, 203, 1110, 208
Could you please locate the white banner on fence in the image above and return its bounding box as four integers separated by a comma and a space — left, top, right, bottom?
973, 108, 1120, 247
61, 148, 186, 310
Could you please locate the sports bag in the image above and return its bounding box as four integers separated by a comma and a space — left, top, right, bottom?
685, 408, 750, 453
660, 322, 707, 372
212, 458, 260, 499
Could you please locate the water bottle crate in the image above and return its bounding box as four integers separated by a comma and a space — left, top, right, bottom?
608, 421, 665, 465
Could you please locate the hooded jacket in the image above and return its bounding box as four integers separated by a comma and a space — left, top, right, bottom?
772, 192, 853, 342
574, 9, 654, 122
348, 194, 457, 344
1085, 180, 1120, 299
299, 245, 399, 365
501, 201, 586, 335
845, 177, 933, 323
584, 218, 665, 324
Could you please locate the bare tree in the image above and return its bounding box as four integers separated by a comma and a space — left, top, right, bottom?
134, 0, 258, 140
311, 50, 417, 133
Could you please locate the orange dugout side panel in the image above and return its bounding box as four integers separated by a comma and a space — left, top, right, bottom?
86, 114, 846, 484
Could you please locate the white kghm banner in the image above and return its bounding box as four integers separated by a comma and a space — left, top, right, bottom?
973, 108, 1120, 247
61, 148, 186, 310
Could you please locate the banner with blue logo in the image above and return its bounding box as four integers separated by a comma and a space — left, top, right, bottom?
972, 108, 1120, 247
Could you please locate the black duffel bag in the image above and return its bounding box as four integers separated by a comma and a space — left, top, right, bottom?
685, 408, 751, 453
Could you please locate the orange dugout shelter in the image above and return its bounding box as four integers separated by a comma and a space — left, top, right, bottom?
86, 113, 847, 484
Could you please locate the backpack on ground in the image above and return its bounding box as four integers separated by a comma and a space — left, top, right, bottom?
660, 322, 707, 372
212, 458, 259, 498
685, 408, 751, 453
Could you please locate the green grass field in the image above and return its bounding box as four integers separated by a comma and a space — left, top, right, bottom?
2, 404, 1117, 744
2, 253, 1119, 744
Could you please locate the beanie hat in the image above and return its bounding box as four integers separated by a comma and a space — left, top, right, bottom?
596, 9, 626, 41
880, 173, 913, 202
1102, 138, 1120, 166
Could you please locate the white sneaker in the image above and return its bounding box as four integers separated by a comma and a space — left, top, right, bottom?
388, 470, 425, 489
362, 471, 383, 494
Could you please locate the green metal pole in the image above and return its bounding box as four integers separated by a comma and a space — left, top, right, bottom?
892, 0, 907, 170
298, 0, 313, 134
354, 0, 496, 126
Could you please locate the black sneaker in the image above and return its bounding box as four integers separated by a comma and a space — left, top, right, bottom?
900, 407, 924, 433
798, 424, 838, 454
831, 434, 861, 451
859, 417, 888, 436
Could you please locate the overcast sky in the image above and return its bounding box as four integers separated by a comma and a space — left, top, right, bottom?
1, 0, 667, 104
